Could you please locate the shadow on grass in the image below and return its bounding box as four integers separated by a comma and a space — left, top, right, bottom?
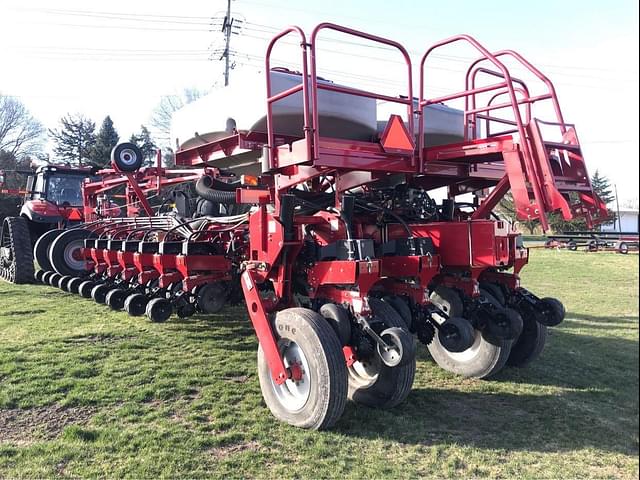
565, 311, 638, 325
338, 386, 638, 455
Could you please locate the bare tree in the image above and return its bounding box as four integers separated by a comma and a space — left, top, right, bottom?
0, 94, 44, 157
150, 87, 205, 144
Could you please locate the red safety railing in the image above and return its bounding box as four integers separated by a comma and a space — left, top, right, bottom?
308, 23, 414, 160
418, 34, 548, 228
265, 26, 312, 167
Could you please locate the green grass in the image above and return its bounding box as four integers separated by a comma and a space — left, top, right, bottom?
0, 250, 638, 478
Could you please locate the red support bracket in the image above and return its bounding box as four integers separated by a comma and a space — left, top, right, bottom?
241, 270, 288, 385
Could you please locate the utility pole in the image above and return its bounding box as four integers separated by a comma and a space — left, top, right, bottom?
222, 0, 232, 86
614, 183, 622, 232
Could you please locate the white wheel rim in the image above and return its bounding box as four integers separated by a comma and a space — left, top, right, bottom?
119, 149, 138, 167
348, 355, 381, 388
63, 240, 85, 271
442, 329, 482, 362
269, 340, 311, 412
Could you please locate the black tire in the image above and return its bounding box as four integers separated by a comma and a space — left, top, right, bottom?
538, 297, 565, 327
588, 240, 598, 252
67, 277, 83, 294
257, 308, 347, 430
34, 270, 45, 283
195, 282, 228, 314
49, 229, 93, 277
567, 240, 577, 251
0, 217, 34, 284
428, 287, 511, 379
437, 316, 475, 353
78, 280, 97, 298
347, 298, 416, 408
111, 142, 143, 172
429, 285, 463, 318
507, 311, 548, 367
146, 297, 172, 322
48, 272, 62, 287
105, 289, 128, 310
41, 271, 54, 285
91, 283, 111, 304
618, 242, 629, 254
125, 293, 148, 316
319, 303, 352, 346
58, 275, 73, 291
33, 228, 64, 272
377, 326, 416, 367
382, 295, 413, 331
479, 282, 506, 306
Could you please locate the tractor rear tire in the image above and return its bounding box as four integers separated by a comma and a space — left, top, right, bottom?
347, 298, 416, 408
49, 229, 93, 277
0, 217, 34, 284
257, 308, 347, 430
428, 287, 511, 379
33, 229, 64, 272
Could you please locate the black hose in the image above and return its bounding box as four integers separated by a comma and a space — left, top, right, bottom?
195, 176, 237, 204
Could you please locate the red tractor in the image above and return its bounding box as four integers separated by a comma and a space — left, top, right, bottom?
0, 164, 95, 283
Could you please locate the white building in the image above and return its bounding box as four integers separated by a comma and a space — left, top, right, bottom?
601, 208, 639, 233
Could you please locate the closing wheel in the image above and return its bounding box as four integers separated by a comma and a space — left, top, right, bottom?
33, 229, 63, 272
78, 280, 97, 298
195, 282, 227, 314
105, 289, 128, 310
257, 308, 347, 430
146, 297, 172, 322
58, 275, 73, 291
111, 142, 143, 172
347, 298, 416, 408
0, 217, 34, 284
67, 277, 83, 294
377, 326, 415, 367
618, 242, 629, 254
437, 316, 475, 353
428, 286, 511, 379
48, 229, 93, 277
91, 283, 111, 304
507, 309, 548, 367
41, 271, 54, 285
124, 293, 148, 316
481, 306, 523, 344
537, 297, 565, 326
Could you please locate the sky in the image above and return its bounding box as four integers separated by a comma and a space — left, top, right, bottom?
0, 0, 638, 205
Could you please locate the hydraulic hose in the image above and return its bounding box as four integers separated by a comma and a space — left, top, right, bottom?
195, 175, 237, 204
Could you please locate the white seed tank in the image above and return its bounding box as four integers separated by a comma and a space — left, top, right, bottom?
171, 70, 470, 173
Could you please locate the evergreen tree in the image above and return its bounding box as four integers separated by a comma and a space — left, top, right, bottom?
90, 116, 119, 167
129, 125, 158, 166
48, 114, 96, 166
590, 169, 615, 205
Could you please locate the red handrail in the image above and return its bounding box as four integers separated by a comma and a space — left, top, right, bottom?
418, 34, 548, 229
265, 26, 312, 167
309, 22, 414, 160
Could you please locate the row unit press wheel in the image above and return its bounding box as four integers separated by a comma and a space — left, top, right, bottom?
0, 217, 34, 284
428, 285, 511, 379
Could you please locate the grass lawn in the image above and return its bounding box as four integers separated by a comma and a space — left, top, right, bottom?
0, 249, 638, 478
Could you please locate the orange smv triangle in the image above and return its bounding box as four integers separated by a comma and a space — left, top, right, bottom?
380, 114, 415, 155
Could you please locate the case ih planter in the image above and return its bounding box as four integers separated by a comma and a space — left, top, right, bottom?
29, 24, 606, 429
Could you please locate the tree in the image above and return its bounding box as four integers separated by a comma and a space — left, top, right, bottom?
0, 94, 44, 157
150, 87, 204, 143
49, 114, 96, 166
590, 169, 615, 205
90, 116, 119, 167
129, 125, 158, 166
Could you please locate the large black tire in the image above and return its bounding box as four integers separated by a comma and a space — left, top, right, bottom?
0, 217, 34, 284
33, 228, 64, 272
48, 229, 93, 277
428, 287, 511, 379
195, 282, 227, 314
125, 293, 148, 316
257, 308, 347, 430
347, 298, 416, 408
507, 311, 548, 367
